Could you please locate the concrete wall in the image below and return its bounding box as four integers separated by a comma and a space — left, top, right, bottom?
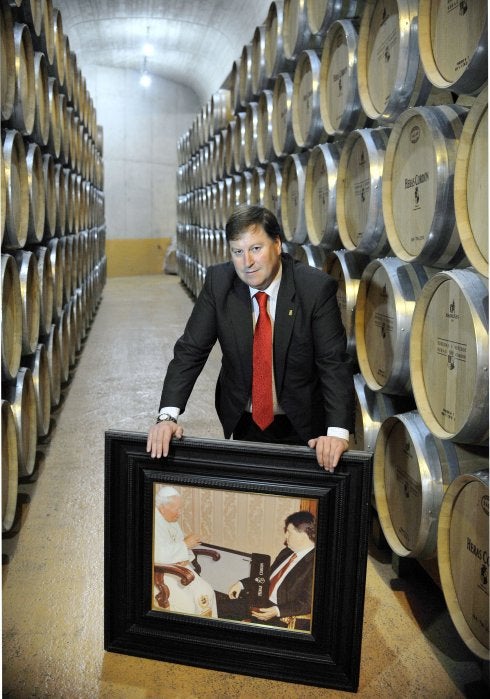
82, 65, 200, 276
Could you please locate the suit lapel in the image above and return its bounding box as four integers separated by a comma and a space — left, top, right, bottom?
274, 255, 296, 394
229, 276, 254, 387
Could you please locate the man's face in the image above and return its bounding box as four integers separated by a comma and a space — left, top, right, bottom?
160, 495, 182, 522
284, 523, 310, 552
229, 224, 282, 291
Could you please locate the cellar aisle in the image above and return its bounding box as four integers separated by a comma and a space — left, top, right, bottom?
2, 274, 486, 698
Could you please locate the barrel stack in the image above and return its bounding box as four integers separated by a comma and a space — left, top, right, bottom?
1, 0, 106, 536
174, 0, 488, 662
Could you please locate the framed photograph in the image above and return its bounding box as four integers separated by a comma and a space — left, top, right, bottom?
104, 431, 373, 692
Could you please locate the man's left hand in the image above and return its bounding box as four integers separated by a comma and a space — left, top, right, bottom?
307, 436, 349, 472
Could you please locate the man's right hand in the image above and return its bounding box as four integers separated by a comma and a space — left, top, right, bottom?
228, 581, 243, 599
147, 421, 184, 458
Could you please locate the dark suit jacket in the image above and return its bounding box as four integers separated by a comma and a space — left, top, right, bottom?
243, 546, 315, 619
160, 252, 354, 440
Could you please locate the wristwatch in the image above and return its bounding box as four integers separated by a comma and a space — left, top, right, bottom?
156, 412, 177, 424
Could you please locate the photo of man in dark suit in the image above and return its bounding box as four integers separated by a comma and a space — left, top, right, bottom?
217, 510, 316, 630
147, 204, 354, 471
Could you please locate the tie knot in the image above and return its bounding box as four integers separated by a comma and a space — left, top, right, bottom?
255, 291, 268, 311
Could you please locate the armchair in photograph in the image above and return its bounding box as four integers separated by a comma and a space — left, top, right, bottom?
154, 547, 221, 609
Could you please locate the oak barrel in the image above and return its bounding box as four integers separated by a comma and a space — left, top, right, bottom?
2, 129, 29, 249
32, 245, 53, 337
264, 1, 291, 80
382, 104, 469, 268
418, 0, 488, 96
357, 0, 431, 123
11, 22, 35, 135
257, 89, 275, 164
374, 410, 488, 559
280, 152, 308, 243
304, 143, 341, 247
410, 268, 488, 445
5, 367, 37, 477
272, 72, 296, 157
25, 141, 45, 244
41, 322, 61, 407
22, 343, 51, 437
324, 248, 370, 358
263, 161, 283, 224
244, 101, 259, 169
32, 51, 49, 146
355, 257, 435, 395
306, 0, 364, 35
292, 49, 325, 148
14, 249, 40, 356
251, 24, 267, 96
42, 153, 56, 238
319, 19, 368, 137
350, 372, 412, 452
437, 468, 489, 660
1, 253, 23, 382
336, 126, 392, 256
1, 2, 15, 121
2, 399, 18, 533
454, 87, 488, 277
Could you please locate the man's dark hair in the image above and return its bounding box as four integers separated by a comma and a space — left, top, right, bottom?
284, 511, 316, 542
225, 204, 284, 242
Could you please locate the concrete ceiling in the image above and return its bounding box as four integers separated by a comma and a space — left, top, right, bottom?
53, 0, 273, 104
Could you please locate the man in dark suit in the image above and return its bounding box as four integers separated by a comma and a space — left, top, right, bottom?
218, 510, 316, 629
147, 205, 354, 471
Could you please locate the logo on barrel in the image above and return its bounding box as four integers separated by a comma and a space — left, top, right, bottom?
482, 494, 489, 516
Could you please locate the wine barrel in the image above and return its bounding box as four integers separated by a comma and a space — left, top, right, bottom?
224, 119, 236, 176
250, 167, 265, 207
39, 0, 55, 67
306, 0, 365, 35
5, 367, 37, 477
251, 24, 267, 96
1, 2, 15, 121
350, 372, 413, 452
14, 249, 40, 356
32, 245, 53, 337
355, 257, 435, 395
374, 410, 488, 559
383, 104, 469, 269
22, 343, 51, 437
57, 307, 70, 384
233, 111, 247, 173
32, 51, 49, 146
47, 76, 61, 159
2, 399, 18, 533
1, 253, 23, 381
264, 1, 291, 81
244, 102, 259, 169
1, 146, 5, 244
324, 248, 370, 358
52, 7, 65, 87
292, 49, 325, 148
239, 42, 254, 106
25, 141, 45, 244
418, 0, 487, 96
410, 268, 488, 445
263, 161, 283, 224
272, 72, 296, 157
67, 297, 79, 365
2, 129, 29, 249
11, 22, 35, 135
357, 0, 431, 123
454, 87, 488, 277
304, 142, 341, 247
319, 19, 368, 137
336, 126, 392, 256
437, 469, 489, 660
53, 162, 66, 236
64, 167, 74, 234
59, 91, 70, 167
283, 0, 316, 60
209, 89, 231, 136
42, 154, 56, 240
47, 237, 63, 322
280, 152, 308, 243
257, 89, 275, 164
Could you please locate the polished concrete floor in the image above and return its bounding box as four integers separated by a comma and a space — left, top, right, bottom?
2, 274, 487, 698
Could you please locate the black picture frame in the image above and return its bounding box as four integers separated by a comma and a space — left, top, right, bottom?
104, 431, 373, 692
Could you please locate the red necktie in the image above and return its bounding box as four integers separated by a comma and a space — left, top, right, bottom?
268, 553, 297, 597
252, 291, 274, 430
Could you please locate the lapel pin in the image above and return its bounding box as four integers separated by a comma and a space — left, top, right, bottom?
288, 309, 293, 316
